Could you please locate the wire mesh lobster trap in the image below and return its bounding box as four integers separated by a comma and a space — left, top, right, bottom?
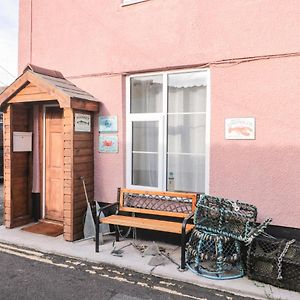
186, 229, 244, 279
247, 235, 300, 292
194, 194, 271, 243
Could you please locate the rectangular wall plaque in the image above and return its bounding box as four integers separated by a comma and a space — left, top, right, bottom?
75, 113, 91, 132
99, 116, 118, 132
99, 135, 118, 153
225, 118, 255, 140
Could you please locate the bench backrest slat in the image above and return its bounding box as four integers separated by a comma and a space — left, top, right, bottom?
119, 188, 197, 218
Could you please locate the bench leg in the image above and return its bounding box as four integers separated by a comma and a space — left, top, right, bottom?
95, 214, 100, 253
180, 213, 194, 271
181, 230, 186, 270
115, 225, 120, 242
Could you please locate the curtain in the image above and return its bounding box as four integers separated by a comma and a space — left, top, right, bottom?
167, 72, 207, 193
131, 76, 162, 187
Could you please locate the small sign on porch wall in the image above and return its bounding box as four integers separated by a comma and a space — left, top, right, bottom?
99, 135, 118, 153
99, 116, 118, 132
225, 118, 256, 140
75, 113, 91, 132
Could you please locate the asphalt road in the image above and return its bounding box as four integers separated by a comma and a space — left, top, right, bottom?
0, 243, 255, 300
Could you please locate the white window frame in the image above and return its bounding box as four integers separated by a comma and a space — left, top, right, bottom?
126, 68, 211, 193
126, 113, 164, 191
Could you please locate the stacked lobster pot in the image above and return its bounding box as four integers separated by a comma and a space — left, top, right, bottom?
186, 194, 272, 279
247, 235, 300, 292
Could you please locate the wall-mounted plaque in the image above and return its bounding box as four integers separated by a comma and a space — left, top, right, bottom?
99, 116, 118, 132
75, 113, 91, 132
99, 135, 118, 153
225, 118, 255, 140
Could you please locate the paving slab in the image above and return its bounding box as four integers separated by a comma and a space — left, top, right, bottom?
0, 225, 299, 300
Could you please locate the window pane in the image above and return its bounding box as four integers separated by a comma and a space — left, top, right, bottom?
131, 75, 163, 113
132, 121, 158, 152
168, 114, 206, 154
167, 154, 205, 193
132, 153, 158, 187
168, 72, 207, 113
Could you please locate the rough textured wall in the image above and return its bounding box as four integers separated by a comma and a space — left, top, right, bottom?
210, 57, 300, 227
18, 0, 300, 227
18, 0, 300, 75
69, 75, 125, 205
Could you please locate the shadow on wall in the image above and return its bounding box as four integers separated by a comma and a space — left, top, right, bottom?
209, 144, 300, 228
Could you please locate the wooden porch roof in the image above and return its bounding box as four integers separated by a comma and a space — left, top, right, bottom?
0, 64, 99, 112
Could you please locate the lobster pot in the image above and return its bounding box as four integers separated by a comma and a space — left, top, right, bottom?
247, 236, 300, 292
186, 229, 244, 280
194, 195, 257, 242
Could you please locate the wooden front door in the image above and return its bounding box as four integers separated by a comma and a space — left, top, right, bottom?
45, 107, 64, 222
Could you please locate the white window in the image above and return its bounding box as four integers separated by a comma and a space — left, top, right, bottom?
126, 69, 210, 193
122, 0, 148, 6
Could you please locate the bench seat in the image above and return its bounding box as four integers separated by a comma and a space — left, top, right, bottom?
95, 188, 198, 270
101, 215, 194, 234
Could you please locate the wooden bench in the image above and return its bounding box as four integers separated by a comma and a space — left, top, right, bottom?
95, 188, 197, 270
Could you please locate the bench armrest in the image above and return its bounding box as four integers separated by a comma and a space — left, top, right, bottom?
182, 212, 194, 233
96, 202, 118, 217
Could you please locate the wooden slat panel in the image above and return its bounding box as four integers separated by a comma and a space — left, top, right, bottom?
17, 82, 40, 94
73, 173, 94, 183
63, 108, 74, 241
71, 98, 99, 112
74, 140, 93, 148
73, 231, 83, 241
120, 207, 189, 218
74, 183, 93, 194
101, 215, 194, 234
10, 215, 33, 228
10, 93, 56, 102
0, 73, 30, 109
72, 201, 88, 211
72, 110, 94, 241
73, 162, 94, 172
71, 156, 93, 164
64, 214, 85, 227
73, 134, 93, 141
73, 207, 87, 219
3, 106, 12, 227
73, 190, 94, 200
73, 180, 94, 189
10, 104, 32, 223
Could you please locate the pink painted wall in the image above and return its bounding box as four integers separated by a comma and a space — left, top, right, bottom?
18, 0, 300, 228
210, 57, 300, 226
